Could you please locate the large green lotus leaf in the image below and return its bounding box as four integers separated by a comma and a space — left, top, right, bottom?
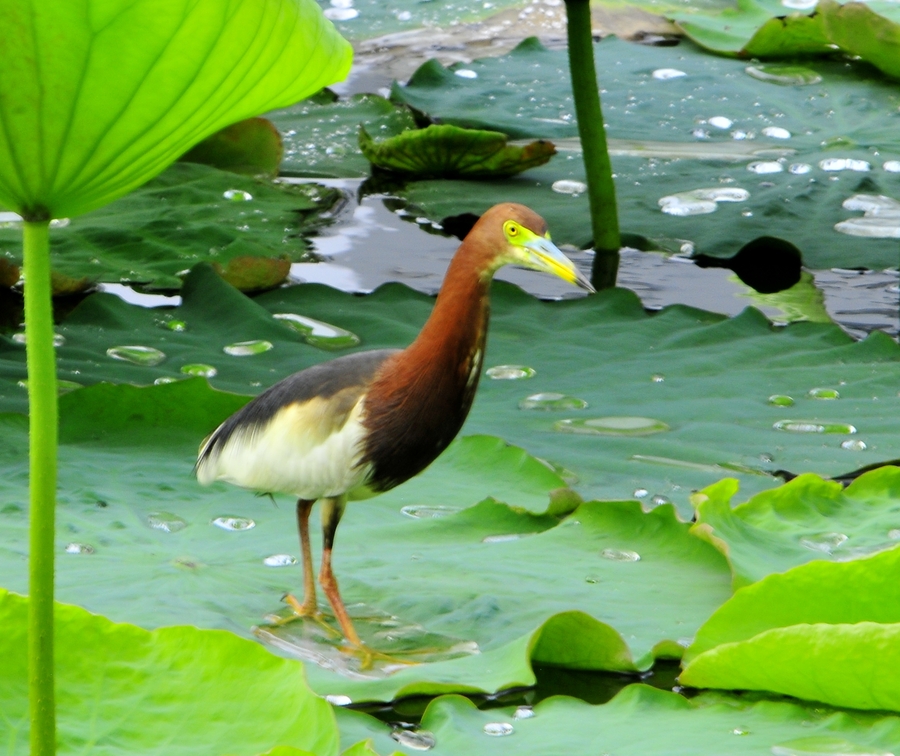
389, 37, 900, 268
270, 93, 418, 179
680, 547, 900, 710
0, 380, 731, 700
0, 590, 339, 756
333, 686, 900, 756
819, 0, 900, 79
359, 125, 556, 178
691, 467, 900, 587
3, 266, 900, 513
0, 0, 350, 219
0, 163, 342, 289
684, 545, 900, 661
672, 0, 830, 56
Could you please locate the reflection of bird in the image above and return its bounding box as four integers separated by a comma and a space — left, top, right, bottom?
692, 236, 803, 294
196, 203, 594, 647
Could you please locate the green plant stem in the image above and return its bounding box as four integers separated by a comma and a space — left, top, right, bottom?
564, 0, 621, 289
24, 219, 57, 756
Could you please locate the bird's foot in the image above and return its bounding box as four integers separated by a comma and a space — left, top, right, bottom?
262, 593, 344, 640
339, 641, 422, 672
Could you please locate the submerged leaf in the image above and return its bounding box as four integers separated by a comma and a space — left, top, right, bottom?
214, 255, 291, 292
359, 124, 556, 178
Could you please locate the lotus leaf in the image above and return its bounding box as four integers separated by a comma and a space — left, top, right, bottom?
334, 685, 900, 756
180, 117, 284, 178
819, 0, 900, 79
672, 0, 830, 57
0, 0, 351, 219
359, 124, 556, 178
692, 467, 900, 586
2, 266, 899, 512
0, 589, 339, 756
389, 37, 900, 268
0, 163, 342, 290
681, 545, 900, 710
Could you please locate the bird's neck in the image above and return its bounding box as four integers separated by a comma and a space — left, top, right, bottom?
408, 243, 492, 368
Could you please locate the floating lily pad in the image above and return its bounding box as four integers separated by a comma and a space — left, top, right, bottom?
0, 590, 338, 756
0, 162, 342, 290
691, 467, 900, 587
819, 0, 900, 80
359, 124, 556, 178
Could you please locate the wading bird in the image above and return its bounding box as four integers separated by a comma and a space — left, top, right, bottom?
196, 203, 593, 648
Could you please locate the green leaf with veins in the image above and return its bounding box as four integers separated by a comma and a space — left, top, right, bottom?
691, 467, 900, 587
681, 544, 900, 711
334, 686, 900, 756
358, 124, 556, 178
0, 163, 342, 290
0, 590, 339, 756
0, 0, 351, 219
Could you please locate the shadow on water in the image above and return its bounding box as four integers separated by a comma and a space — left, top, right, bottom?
348, 660, 686, 725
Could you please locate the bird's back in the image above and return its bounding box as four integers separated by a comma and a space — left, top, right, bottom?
196, 349, 399, 498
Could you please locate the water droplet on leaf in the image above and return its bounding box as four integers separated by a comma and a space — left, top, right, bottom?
326, 694, 352, 706
513, 706, 535, 719
65, 542, 94, 554
12, 332, 65, 347
274, 313, 360, 350
652, 68, 686, 80
107, 345, 166, 366
224, 340, 273, 356
147, 512, 187, 533
519, 392, 588, 410
768, 395, 795, 407
166, 320, 187, 332
601, 548, 641, 562
223, 189, 253, 201
651, 374, 665, 383
762, 127, 791, 139
454, 69, 478, 79
483, 723, 514, 737
264, 554, 297, 567
154, 376, 178, 385
482, 534, 521, 543
820, 158, 870, 172
487, 365, 536, 380
745, 64, 821, 85
551, 179, 588, 195
800, 532, 847, 553
840, 439, 866, 451
773, 420, 856, 434
391, 729, 436, 751
748, 161, 783, 174
401, 505, 461, 519
808, 388, 840, 399
708, 116, 733, 129
212, 516, 256, 531
633, 488, 649, 499
181, 364, 217, 377
555, 416, 669, 436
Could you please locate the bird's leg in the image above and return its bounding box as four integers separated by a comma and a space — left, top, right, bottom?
283, 498, 318, 617
319, 495, 363, 648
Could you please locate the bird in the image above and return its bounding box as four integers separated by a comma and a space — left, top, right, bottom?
196, 202, 594, 649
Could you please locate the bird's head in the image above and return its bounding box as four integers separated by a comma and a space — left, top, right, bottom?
469, 203, 595, 293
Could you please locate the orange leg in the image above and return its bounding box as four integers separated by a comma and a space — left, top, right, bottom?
320, 496, 362, 647
284, 498, 317, 616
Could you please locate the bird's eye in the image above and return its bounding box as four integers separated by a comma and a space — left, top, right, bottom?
504, 221, 519, 237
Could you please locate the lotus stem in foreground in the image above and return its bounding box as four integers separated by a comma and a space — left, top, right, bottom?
564, 0, 621, 289
24, 218, 57, 756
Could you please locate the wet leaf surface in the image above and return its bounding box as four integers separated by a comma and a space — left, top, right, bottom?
389, 36, 900, 268
0, 163, 342, 289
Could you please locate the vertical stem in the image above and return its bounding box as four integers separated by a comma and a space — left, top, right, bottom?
24, 219, 57, 756
564, 0, 621, 289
